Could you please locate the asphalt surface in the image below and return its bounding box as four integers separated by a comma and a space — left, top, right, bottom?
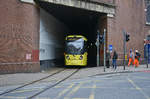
35, 71, 150, 99
0, 65, 150, 99
0, 72, 150, 99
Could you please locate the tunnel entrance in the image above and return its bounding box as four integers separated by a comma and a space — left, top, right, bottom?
35, 1, 107, 69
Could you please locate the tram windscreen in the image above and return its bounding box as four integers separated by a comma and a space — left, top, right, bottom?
65, 38, 86, 54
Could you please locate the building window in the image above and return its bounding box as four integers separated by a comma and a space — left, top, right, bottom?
146, 5, 150, 25
145, 0, 150, 24
145, 0, 150, 25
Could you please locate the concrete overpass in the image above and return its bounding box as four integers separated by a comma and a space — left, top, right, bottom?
34, 0, 115, 14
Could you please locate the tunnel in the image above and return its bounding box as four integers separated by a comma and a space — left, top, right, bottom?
34, 0, 107, 69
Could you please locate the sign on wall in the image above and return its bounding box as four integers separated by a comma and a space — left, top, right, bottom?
26, 54, 32, 60
109, 45, 113, 52
20, 0, 34, 4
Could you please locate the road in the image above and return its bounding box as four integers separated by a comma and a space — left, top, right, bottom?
0, 70, 150, 99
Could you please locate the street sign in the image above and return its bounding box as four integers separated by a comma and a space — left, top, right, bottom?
109, 45, 113, 52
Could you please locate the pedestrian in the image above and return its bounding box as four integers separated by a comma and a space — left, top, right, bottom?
106, 50, 111, 68
112, 50, 118, 69
134, 50, 141, 67
128, 49, 134, 66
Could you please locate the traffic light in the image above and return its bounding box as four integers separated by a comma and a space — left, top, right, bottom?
99, 35, 104, 44
126, 34, 130, 42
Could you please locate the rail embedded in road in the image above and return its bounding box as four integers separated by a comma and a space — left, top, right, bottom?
0, 68, 80, 99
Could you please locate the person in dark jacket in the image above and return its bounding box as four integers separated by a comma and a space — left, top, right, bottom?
106, 50, 111, 68
112, 50, 118, 69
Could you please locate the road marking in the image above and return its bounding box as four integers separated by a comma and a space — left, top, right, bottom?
0, 96, 26, 99
54, 85, 63, 88
10, 88, 43, 93
64, 82, 84, 99
54, 83, 75, 99
35, 97, 51, 99
72, 98, 88, 99
80, 86, 137, 90
65, 80, 101, 85
132, 76, 150, 80
89, 82, 96, 99
127, 78, 150, 99
89, 94, 94, 99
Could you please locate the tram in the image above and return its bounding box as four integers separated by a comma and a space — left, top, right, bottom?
64, 35, 88, 66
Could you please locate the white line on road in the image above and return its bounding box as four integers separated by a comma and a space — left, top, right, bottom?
127, 78, 150, 99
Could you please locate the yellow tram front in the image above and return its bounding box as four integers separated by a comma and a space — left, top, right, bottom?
64, 35, 88, 66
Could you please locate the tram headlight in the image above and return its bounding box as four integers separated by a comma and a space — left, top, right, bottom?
79, 56, 83, 60
66, 56, 70, 60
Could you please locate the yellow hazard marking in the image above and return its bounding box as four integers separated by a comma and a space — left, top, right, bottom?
71, 79, 99, 84
128, 78, 150, 99
89, 94, 94, 99
0, 96, 26, 99
64, 80, 101, 86
64, 82, 84, 99
54, 83, 75, 99
80, 86, 98, 89
94, 80, 101, 82
72, 98, 88, 99
35, 97, 51, 99
54, 85, 63, 88
89, 83, 96, 99
70, 83, 82, 94
92, 85, 96, 89
64, 98, 87, 99
10, 88, 43, 93
80, 86, 138, 90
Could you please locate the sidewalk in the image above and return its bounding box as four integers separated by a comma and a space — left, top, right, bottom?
0, 64, 150, 87
70, 64, 150, 80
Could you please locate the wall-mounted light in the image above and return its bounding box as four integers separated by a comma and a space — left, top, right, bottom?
107, 13, 114, 18
19, 0, 34, 4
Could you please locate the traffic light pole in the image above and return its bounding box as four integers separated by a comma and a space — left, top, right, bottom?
96, 30, 100, 67
147, 51, 148, 68
148, 49, 149, 68
123, 30, 126, 70
146, 44, 149, 68
104, 29, 106, 72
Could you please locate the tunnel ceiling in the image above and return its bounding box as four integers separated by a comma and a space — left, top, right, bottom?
35, 1, 105, 32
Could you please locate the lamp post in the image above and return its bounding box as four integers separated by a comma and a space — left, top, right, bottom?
96, 30, 100, 67
104, 29, 106, 72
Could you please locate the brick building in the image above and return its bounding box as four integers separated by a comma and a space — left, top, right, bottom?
107, 0, 150, 64
0, 0, 150, 73
0, 0, 40, 73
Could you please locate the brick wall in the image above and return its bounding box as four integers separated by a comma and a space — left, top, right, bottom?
0, 0, 40, 73
107, 0, 150, 64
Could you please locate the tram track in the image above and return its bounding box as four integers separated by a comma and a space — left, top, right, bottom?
29, 68, 80, 99
0, 68, 80, 99
0, 68, 66, 96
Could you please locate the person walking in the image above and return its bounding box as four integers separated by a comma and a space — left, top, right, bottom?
128, 49, 134, 66
106, 50, 111, 68
112, 50, 118, 69
134, 50, 141, 67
